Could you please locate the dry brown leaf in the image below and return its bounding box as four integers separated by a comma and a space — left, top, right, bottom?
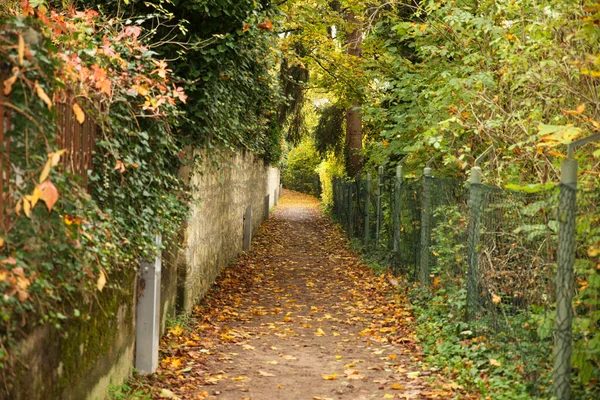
258, 370, 275, 377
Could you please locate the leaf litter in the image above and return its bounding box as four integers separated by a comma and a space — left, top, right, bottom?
137, 191, 473, 399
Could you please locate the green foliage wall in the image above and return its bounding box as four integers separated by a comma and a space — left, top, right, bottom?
283, 139, 321, 196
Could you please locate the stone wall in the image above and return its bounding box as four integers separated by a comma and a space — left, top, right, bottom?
5, 151, 279, 400
176, 150, 280, 313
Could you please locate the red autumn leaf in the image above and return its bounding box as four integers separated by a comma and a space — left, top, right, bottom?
258, 20, 273, 31
39, 180, 59, 213
20, 0, 34, 17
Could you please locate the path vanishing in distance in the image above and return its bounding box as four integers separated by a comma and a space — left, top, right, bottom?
150, 190, 470, 400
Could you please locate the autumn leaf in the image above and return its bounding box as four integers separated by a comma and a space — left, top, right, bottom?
231, 376, 247, 381
39, 180, 59, 212
50, 149, 67, 167
321, 374, 338, 380
23, 197, 31, 217
97, 269, 107, 292
491, 294, 502, 304
17, 34, 24, 66
168, 325, 184, 337
3, 75, 18, 96
114, 160, 126, 173
35, 82, 53, 110
258, 370, 275, 377
258, 20, 273, 31
390, 383, 405, 390
73, 102, 85, 124
489, 358, 502, 367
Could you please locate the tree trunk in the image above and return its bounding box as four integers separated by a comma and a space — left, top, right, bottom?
346, 10, 362, 176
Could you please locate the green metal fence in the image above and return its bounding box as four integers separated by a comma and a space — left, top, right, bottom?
331, 155, 597, 399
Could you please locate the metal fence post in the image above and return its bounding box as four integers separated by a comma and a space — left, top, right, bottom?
364, 172, 371, 245
466, 166, 483, 321
393, 165, 402, 253
376, 166, 384, 246
348, 182, 354, 236
419, 166, 433, 285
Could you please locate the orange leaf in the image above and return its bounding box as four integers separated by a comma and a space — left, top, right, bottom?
3, 75, 17, 96
39, 180, 59, 212
258, 20, 273, 30
577, 103, 585, 114
72, 103, 85, 124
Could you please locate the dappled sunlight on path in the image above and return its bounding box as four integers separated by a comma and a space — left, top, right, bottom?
151, 190, 469, 400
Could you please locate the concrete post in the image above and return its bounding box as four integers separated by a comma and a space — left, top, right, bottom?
243, 205, 252, 251
553, 158, 578, 400
466, 166, 483, 321
264, 194, 270, 220
419, 167, 433, 285
274, 188, 278, 206
376, 166, 384, 247
135, 234, 162, 375
364, 173, 371, 245
393, 165, 402, 253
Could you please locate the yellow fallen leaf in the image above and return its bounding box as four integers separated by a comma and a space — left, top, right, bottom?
322, 374, 338, 380
383, 395, 395, 399
168, 325, 184, 336
267, 360, 278, 365
390, 383, 405, 390
406, 371, 420, 379
489, 358, 502, 367
491, 294, 502, 304
315, 328, 325, 336
232, 376, 247, 381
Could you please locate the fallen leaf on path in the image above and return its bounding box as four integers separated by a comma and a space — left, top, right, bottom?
258, 370, 275, 377
322, 374, 338, 380
159, 388, 180, 399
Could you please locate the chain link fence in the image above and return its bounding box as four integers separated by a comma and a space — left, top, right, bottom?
331, 164, 597, 399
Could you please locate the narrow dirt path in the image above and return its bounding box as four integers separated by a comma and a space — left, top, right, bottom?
153, 191, 465, 400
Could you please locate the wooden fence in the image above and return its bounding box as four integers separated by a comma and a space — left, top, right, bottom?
0, 91, 97, 227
